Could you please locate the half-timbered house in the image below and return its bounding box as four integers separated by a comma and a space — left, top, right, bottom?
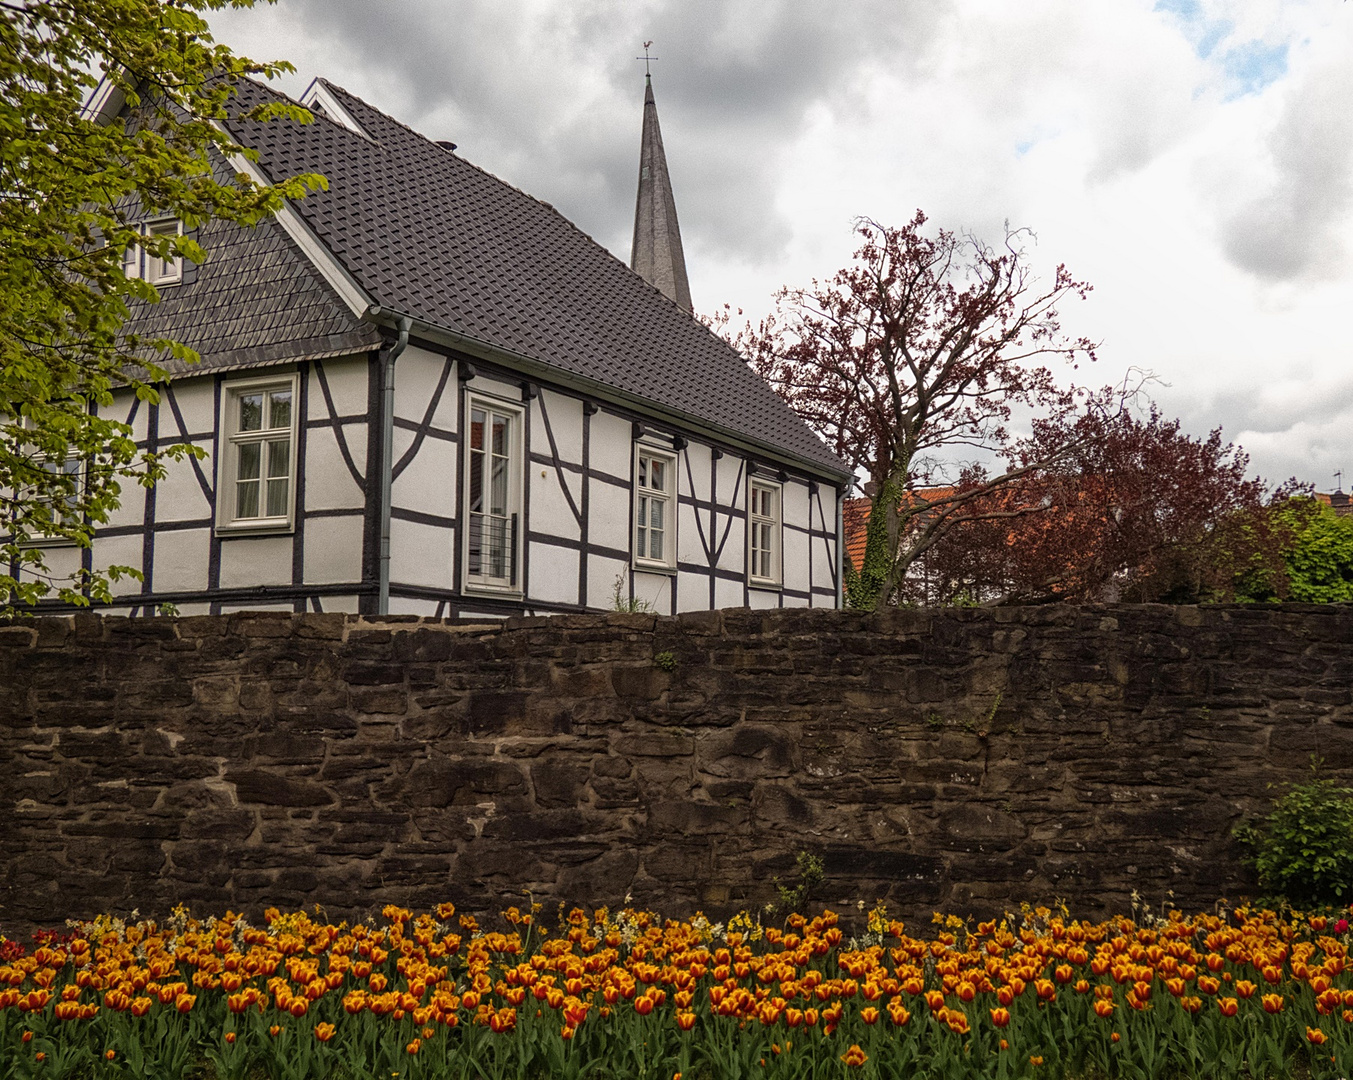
43, 75, 848, 618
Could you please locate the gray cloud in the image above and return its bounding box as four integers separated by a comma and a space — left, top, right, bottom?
212, 0, 948, 279
1222, 51, 1353, 281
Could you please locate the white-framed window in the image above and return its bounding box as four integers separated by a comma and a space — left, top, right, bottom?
748, 480, 782, 586
143, 219, 184, 285
464, 395, 523, 592
121, 219, 183, 286
633, 445, 676, 570
10, 412, 83, 543
217, 373, 299, 533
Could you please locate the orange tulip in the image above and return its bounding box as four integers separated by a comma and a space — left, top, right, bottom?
840, 1044, 868, 1067
677, 1010, 696, 1030
990, 1007, 1010, 1028
1307, 1027, 1328, 1045
1218, 997, 1239, 1017
1262, 994, 1284, 1014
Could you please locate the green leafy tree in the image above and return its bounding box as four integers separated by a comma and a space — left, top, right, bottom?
1235, 498, 1353, 603
1, 0, 322, 608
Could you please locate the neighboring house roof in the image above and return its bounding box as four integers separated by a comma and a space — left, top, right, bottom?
1316, 491, 1353, 517
128, 209, 381, 376
843, 497, 870, 570
216, 78, 847, 479
842, 489, 961, 570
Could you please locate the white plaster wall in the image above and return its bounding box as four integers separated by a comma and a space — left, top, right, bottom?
92, 533, 142, 580
530, 466, 583, 544
677, 501, 709, 571
783, 523, 811, 597
587, 554, 629, 610
103, 484, 145, 530
303, 516, 364, 584
812, 535, 838, 607
527, 541, 580, 607
748, 589, 779, 610
716, 514, 746, 575
588, 411, 632, 480
534, 390, 583, 464
322, 595, 361, 614
677, 571, 711, 613
218, 535, 291, 588
389, 518, 453, 589
393, 346, 453, 425
163, 376, 215, 435
391, 426, 457, 522
588, 480, 630, 553
303, 426, 367, 511
714, 578, 744, 609
631, 569, 670, 613
388, 596, 440, 616
470, 374, 521, 407
311, 355, 370, 419
155, 454, 212, 523
150, 528, 211, 593
21, 545, 82, 587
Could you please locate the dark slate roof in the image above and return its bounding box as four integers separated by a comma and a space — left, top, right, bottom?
127, 205, 380, 377
223, 79, 848, 478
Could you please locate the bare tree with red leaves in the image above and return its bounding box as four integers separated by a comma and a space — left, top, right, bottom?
737, 212, 1099, 609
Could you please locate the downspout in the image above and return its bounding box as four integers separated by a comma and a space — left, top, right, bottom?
378, 314, 412, 615
836, 485, 847, 610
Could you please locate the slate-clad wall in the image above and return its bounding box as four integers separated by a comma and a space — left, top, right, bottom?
2, 605, 1351, 939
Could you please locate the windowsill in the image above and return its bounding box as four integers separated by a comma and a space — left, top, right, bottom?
749, 577, 783, 591
15, 535, 81, 548
215, 519, 294, 538
462, 581, 524, 599
632, 560, 677, 577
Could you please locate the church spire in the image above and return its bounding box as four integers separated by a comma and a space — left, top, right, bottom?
630, 71, 692, 311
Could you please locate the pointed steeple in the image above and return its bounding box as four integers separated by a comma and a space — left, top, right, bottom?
630, 74, 692, 311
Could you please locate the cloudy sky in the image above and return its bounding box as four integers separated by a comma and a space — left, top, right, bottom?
210, 0, 1353, 491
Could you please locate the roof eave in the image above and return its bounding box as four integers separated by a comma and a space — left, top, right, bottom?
366, 306, 852, 484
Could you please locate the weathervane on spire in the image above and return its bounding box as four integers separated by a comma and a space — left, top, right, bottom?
636, 41, 657, 77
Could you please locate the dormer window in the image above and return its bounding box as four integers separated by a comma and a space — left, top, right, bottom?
122, 219, 183, 286
143, 219, 183, 286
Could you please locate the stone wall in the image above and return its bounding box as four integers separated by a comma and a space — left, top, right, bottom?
2, 605, 1351, 937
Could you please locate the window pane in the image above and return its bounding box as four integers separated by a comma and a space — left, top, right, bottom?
236, 479, 259, 519
487, 516, 507, 579
266, 438, 289, 479
638, 456, 648, 487
469, 445, 484, 513
491, 413, 507, 456
470, 409, 485, 451
239, 393, 263, 432
468, 516, 482, 575
649, 526, 663, 561
649, 458, 665, 492
237, 441, 260, 481
269, 390, 292, 430
490, 452, 508, 516
649, 498, 664, 531
266, 477, 288, 517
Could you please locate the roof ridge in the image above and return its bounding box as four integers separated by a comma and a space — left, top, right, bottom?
318, 80, 736, 342
233, 75, 360, 142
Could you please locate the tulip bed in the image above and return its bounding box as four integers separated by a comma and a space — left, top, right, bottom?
0, 901, 1351, 1080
